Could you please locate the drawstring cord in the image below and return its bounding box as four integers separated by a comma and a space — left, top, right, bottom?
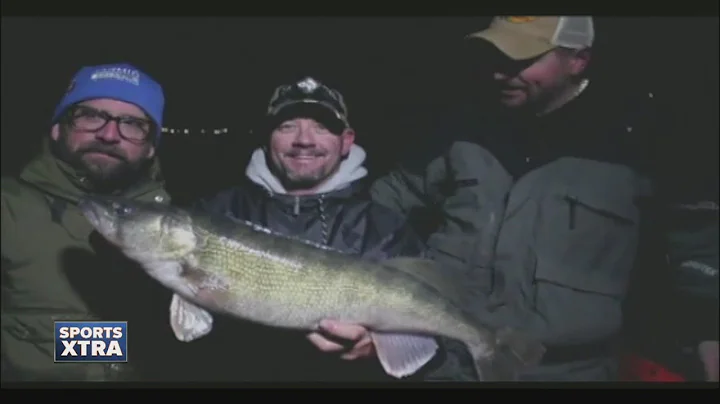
317, 194, 329, 246
291, 193, 330, 246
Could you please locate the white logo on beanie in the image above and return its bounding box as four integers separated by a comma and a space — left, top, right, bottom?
90, 67, 141, 86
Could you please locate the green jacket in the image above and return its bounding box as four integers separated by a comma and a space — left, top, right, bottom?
370, 90, 718, 379
1, 140, 177, 381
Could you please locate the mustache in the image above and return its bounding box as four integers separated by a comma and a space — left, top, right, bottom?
79, 144, 128, 161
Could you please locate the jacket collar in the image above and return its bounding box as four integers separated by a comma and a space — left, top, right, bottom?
19, 137, 166, 204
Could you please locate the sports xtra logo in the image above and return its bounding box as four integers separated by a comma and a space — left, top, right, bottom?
54, 321, 128, 363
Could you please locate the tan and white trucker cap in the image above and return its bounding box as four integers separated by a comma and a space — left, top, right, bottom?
467, 16, 595, 60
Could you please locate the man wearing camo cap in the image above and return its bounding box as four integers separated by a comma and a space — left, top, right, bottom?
190, 76, 426, 381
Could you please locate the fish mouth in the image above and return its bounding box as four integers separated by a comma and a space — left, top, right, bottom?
78, 197, 122, 245
78, 198, 102, 228
78, 197, 117, 236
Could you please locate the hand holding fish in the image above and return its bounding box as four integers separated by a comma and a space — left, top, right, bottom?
307, 319, 375, 360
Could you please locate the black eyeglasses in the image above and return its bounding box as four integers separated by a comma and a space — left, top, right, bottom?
66, 105, 154, 142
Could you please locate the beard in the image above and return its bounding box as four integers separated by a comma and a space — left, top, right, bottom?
270, 150, 342, 192
52, 133, 150, 193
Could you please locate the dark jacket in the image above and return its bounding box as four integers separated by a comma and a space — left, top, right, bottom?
186, 145, 427, 382
370, 84, 718, 381
1, 139, 181, 381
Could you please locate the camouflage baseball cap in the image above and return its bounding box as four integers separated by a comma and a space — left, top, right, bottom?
266, 76, 350, 130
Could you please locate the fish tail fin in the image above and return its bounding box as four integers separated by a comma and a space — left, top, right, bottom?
468, 327, 546, 381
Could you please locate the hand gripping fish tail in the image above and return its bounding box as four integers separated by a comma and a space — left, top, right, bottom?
78, 195, 545, 382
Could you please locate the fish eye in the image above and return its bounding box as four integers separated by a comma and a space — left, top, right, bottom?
111, 202, 133, 216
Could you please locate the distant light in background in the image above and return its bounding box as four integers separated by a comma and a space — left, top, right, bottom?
160, 127, 231, 135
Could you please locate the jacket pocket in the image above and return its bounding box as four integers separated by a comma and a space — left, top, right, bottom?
533, 178, 640, 297
426, 232, 495, 295
0, 311, 116, 381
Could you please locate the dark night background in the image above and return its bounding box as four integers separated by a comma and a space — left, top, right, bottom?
2, 17, 718, 204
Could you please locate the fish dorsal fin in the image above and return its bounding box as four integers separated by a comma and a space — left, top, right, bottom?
380, 257, 467, 306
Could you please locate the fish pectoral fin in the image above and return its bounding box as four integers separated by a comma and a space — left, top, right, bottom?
169, 293, 214, 342
370, 332, 439, 379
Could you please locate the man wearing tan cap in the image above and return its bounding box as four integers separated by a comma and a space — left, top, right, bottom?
370, 16, 718, 381
466, 16, 594, 115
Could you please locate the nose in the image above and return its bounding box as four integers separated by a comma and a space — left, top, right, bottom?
95, 121, 122, 143
292, 124, 315, 146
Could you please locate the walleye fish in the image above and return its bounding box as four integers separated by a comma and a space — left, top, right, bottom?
79, 196, 545, 381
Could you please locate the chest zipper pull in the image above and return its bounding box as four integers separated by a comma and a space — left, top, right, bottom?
293, 196, 300, 216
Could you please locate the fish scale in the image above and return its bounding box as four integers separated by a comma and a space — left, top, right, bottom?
189, 222, 488, 348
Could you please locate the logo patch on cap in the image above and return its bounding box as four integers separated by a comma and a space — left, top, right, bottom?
296, 77, 319, 94
505, 16, 538, 23
90, 67, 141, 86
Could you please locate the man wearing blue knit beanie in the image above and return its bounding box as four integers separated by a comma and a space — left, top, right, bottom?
2, 63, 181, 381
49, 63, 166, 190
